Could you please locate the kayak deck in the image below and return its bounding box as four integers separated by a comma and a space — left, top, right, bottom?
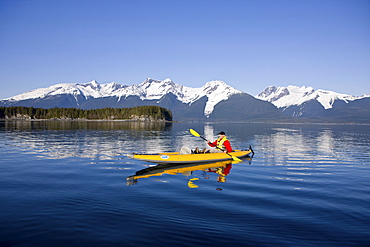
127, 149, 253, 164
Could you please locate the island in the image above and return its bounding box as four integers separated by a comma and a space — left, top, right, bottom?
0, 106, 173, 122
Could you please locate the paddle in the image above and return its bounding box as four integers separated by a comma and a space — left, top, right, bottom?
189, 129, 242, 162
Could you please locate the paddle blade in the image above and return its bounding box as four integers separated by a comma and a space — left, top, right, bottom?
231, 155, 242, 162
189, 129, 200, 137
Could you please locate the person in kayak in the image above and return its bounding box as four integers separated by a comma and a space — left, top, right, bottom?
207, 131, 233, 153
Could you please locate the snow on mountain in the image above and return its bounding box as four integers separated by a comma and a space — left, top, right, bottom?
198, 80, 243, 116
256, 85, 368, 109
120, 78, 243, 117
3, 78, 242, 117
101, 82, 126, 94
137, 78, 181, 100
5, 80, 104, 102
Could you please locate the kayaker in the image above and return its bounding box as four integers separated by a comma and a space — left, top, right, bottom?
207, 131, 233, 153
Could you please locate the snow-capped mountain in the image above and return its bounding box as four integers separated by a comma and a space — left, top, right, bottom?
2, 78, 244, 118
114, 78, 243, 116
6, 80, 126, 103
256, 85, 370, 117
3, 80, 369, 122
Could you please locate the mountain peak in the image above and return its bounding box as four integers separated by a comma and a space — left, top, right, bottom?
198, 80, 242, 117
81, 80, 101, 90
89, 80, 99, 85
204, 80, 225, 86
163, 78, 173, 83
256, 85, 363, 109
136, 78, 180, 100
203, 80, 239, 91
101, 82, 125, 94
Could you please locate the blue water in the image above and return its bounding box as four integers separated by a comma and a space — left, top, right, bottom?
1, 121, 370, 246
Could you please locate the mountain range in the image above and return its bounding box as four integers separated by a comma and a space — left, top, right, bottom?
1, 79, 369, 122
256, 86, 370, 122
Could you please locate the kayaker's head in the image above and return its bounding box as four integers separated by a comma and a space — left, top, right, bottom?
218, 131, 226, 137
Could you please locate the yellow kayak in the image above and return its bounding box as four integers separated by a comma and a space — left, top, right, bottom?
127, 148, 253, 164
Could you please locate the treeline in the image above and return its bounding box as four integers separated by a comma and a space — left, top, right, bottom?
0, 106, 173, 121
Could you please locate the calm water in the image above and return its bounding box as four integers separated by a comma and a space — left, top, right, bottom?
1, 121, 369, 246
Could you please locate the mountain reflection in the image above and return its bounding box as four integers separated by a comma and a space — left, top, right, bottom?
257, 127, 339, 160
0, 120, 172, 159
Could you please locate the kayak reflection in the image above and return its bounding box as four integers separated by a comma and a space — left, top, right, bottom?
126, 158, 252, 186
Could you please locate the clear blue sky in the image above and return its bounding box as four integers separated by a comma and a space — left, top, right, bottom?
1, 0, 369, 99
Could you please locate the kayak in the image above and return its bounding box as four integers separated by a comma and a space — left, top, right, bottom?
126, 159, 252, 186
127, 148, 254, 164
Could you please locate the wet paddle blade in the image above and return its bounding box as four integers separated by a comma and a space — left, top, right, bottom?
230, 155, 242, 162
189, 129, 200, 137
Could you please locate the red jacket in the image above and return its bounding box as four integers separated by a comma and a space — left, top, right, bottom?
208, 137, 233, 153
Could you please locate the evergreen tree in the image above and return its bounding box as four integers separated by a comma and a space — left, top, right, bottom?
0, 106, 172, 121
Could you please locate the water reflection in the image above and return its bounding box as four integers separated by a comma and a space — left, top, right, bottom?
256, 127, 341, 161
126, 158, 252, 187
251, 127, 333, 183
2, 121, 369, 169
1, 120, 172, 131
0, 120, 173, 159
242, 124, 370, 187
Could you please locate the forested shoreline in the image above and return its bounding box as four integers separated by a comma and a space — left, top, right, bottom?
0, 106, 173, 121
